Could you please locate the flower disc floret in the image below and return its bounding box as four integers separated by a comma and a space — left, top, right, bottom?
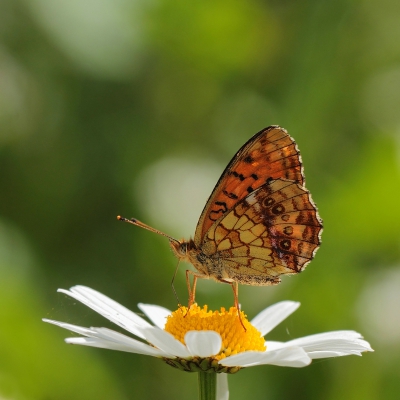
165, 304, 266, 361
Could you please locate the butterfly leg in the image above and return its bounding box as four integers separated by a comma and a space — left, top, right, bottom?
186, 270, 202, 307
230, 281, 246, 331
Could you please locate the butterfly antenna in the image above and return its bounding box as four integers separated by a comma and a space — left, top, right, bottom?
117, 216, 180, 245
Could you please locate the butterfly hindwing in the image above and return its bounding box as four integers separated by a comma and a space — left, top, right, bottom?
198, 179, 322, 285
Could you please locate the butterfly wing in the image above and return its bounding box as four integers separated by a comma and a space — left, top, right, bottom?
199, 179, 323, 285
194, 126, 304, 246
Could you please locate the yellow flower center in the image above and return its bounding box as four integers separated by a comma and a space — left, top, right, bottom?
164, 304, 266, 361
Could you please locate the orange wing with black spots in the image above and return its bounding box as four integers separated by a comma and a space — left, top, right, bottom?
194, 126, 305, 246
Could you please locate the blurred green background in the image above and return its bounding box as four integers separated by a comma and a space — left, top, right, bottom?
1, 0, 399, 399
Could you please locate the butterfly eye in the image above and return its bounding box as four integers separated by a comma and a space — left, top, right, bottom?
179, 242, 188, 255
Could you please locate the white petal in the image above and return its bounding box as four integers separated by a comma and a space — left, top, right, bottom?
93, 327, 176, 357
264, 341, 286, 351
58, 286, 152, 339
307, 350, 363, 359
263, 346, 311, 367
43, 318, 98, 337
286, 330, 363, 345
44, 319, 168, 357
185, 331, 222, 357
220, 346, 311, 368
138, 303, 171, 329
65, 337, 166, 357
142, 327, 191, 358
251, 301, 300, 336
219, 351, 265, 367
286, 330, 373, 357
217, 374, 229, 400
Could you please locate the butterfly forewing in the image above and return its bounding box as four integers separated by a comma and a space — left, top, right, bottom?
197, 179, 322, 285
194, 126, 304, 245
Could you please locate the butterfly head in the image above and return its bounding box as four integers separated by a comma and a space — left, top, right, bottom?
169, 239, 189, 259
169, 238, 196, 262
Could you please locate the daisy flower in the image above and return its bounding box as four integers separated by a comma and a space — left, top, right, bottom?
44, 286, 373, 400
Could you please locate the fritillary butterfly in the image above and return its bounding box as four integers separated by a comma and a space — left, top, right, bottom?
118, 126, 323, 325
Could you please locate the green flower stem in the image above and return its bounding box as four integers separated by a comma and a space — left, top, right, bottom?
198, 371, 216, 400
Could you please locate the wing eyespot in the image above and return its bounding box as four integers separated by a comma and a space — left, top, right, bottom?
262, 197, 275, 208
283, 226, 293, 235
271, 204, 285, 215
279, 239, 292, 250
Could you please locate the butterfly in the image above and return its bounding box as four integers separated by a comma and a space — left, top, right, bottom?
118, 126, 323, 327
